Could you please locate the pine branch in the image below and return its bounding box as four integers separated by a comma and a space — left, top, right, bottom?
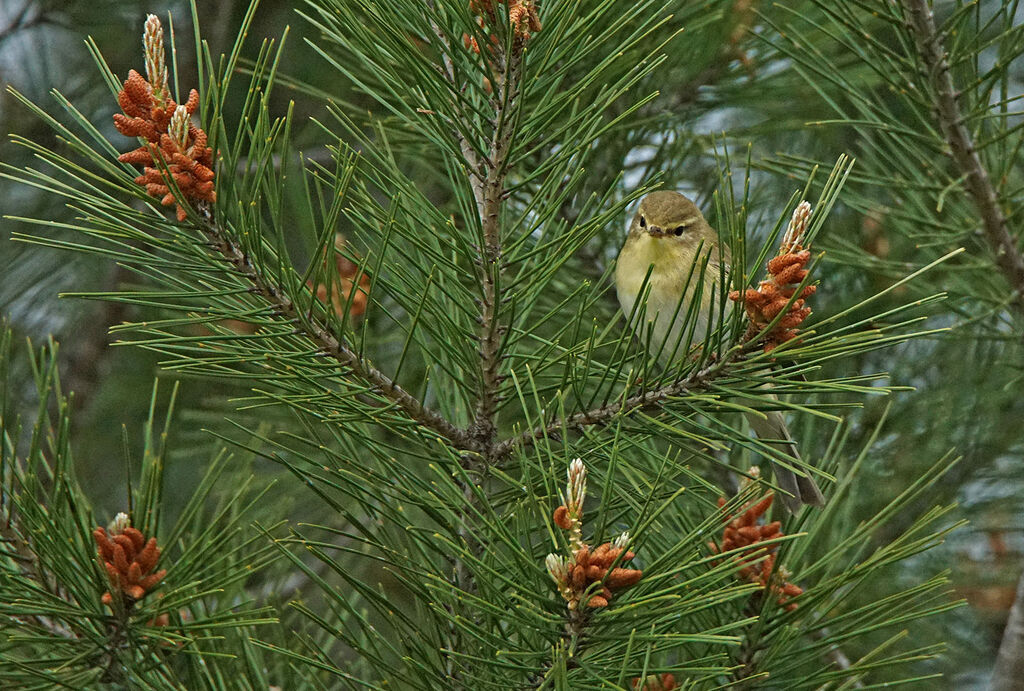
422, 14, 529, 669
193, 204, 476, 451
429, 8, 523, 457
902, 0, 1024, 314
993, 564, 1024, 691
469, 52, 519, 454
493, 339, 750, 460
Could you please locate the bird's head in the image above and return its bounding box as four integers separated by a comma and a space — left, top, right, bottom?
629, 191, 710, 240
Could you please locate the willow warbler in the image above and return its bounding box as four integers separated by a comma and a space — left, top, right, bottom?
614, 191, 825, 512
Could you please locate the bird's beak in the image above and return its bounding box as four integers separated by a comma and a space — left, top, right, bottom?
646, 225, 665, 236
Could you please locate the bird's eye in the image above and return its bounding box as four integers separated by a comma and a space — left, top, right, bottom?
673, 225, 685, 236
639, 215, 647, 228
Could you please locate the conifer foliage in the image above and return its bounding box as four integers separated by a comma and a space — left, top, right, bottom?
6, 0, 1017, 687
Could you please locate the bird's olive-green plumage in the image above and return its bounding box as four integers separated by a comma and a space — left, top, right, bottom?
614, 191, 824, 512
615, 191, 727, 352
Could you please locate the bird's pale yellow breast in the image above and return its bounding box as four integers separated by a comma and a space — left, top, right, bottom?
616, 233, 705, 309
615, 232, 719, 352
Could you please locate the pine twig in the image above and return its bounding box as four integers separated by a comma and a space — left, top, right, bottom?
429, 8, 522, 458
492, 283, 778, 462
902, 0, 1024, 313
423, 10, 528, 678
194, 205, 475, 451
493, 345, 747, 460
469, 54, 520, 455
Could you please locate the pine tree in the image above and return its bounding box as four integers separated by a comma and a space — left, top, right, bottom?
1, 0, 1019, 687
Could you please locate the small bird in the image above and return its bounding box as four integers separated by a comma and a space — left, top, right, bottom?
614, 191, 825, 512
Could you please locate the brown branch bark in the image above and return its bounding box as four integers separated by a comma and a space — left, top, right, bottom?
194, 204, 476, 452
424, 11, 526, 680
902, 0, 1024, 313
470, 54, 521, 456
994, 566, 1024, 691
429, 12, 521, 458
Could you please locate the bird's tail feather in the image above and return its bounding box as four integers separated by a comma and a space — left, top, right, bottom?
745, 409, 825, 513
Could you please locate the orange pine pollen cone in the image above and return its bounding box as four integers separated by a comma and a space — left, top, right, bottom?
93, 526, 167, 606
309, 237, 371, 319
729, 247, 816, 352
114, 70, 215, 221
710, 494, 803, 610
569, 542, 643, 609
552, 505, 572, 530
633, 673, 679, 691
